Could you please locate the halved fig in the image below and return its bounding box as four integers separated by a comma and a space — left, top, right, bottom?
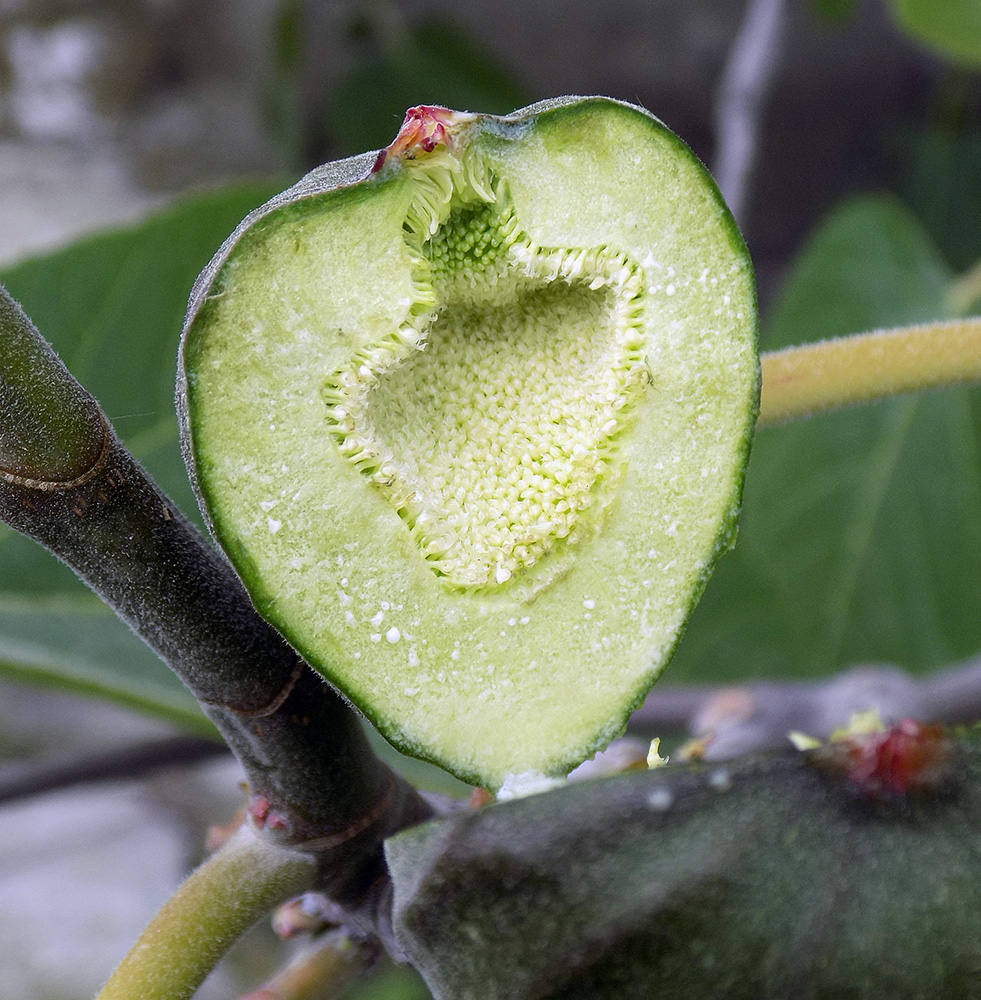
179, 97, 758, 791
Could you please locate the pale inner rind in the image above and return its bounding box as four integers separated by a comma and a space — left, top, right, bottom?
323, 148, 650, 591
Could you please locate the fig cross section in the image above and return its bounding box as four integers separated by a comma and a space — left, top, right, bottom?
180, 97, 759, 790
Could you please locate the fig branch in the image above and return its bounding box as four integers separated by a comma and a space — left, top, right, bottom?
0, 281, 432, 915
631, 650, 981, 758
0, 734, 227, 805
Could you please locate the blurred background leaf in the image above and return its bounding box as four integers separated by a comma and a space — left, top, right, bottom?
0, 184, 281, 729
809, 0, 858, 28
325, 15, 528, 157
897, 120, 981, 274
889, 0, 981, 68
671, 194, 981, 685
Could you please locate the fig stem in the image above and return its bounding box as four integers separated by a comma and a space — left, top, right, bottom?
759, 318, 981, 426
631, 651, 981, 759
96, 826, 316, 1000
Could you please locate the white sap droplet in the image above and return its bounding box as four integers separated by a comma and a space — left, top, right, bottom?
267, 518, 282, 533
583, 599, 596, 610
386, 627, 401, 643
497, 772, 565, 801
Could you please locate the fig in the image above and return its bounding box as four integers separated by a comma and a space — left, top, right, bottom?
179, 97, 758, 790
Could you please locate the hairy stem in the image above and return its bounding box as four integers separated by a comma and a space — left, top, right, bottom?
759, 319, 981, 426
0, 282, 432, 914
97, 827, 316, 1000
0, 288, 105, 484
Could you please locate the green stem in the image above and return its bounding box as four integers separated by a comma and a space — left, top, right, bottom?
97, 827, 317, 1000
759, 319, 981, 427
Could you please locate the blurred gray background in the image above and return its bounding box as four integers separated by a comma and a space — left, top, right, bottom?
2, 0, 972, 302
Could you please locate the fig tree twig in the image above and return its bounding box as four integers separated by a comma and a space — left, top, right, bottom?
97, 825, 317, 1000
235, 929, 380, 1000
631, 653, 981, 758
0, 734, 230, 805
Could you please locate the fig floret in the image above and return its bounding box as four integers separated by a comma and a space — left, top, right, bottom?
324, 142, 650, 593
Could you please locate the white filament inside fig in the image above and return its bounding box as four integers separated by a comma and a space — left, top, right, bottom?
323, 151, 650, 591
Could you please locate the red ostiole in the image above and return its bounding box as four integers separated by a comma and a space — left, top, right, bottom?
372, 105, 476, 172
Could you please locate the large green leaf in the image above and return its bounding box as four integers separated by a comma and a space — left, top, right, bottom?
889, 0, 981, 67
671, 195, 981, 684
0, 599, 212, 733
0, 185, 282, 725
898, 126, 981, 273
390, 727, 981, 999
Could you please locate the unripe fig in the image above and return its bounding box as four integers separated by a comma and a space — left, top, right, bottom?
179, 97, 758, 790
